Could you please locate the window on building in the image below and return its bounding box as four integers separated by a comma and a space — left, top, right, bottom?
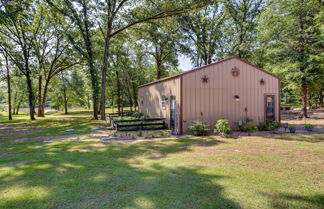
162, 96, 167, 109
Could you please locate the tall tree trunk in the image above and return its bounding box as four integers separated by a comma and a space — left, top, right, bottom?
301, 83, 308, 118
26, 73, 35, 120
5, 54, 12, 120
207, 54, 212, 65
100, 26, 112, 120
40, 79, 50, 117
308, 92, 312, 109
12, 91, 17, 115
37, 75, 43, 117
121, 90, 124, 113
16, 101, 21, 115
63, 89, 68, 114
157, 60, 162, 79
89, 61, 99, 119
126, 86, 133, 111
132, 83, 137, 111
320, 89, 323, 108
61, 72, 68, 114
87, 95, 91, 109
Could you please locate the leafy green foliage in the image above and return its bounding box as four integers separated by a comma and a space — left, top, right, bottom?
304, 124, 315, 129
188, 121, 210, 136
214, 119, 231, 137
136, 130, 144, 137
239, 118, 257, 135
288, 125, 297, 129
258, 120, 281, 131
131, 112, 150, 119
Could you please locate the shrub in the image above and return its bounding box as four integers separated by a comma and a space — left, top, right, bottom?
288, 125, 296, 129
258, 120, 281, 131
305, 124, 315, 129
160, 131, 171, 137
188, 121, 210, 136
151, 132, 159, 138
125, 111, 134, 116
131, 112, 143, 118
136, 130, 144, 137
239, 118, 255, 131
215, 119, 231, 137
131, 112, 150, 119
139, 114, 150, 119
164, 131, 172, 137
242, 124, 258, 135
144, 132, 150, 138
160, 131, 166, 137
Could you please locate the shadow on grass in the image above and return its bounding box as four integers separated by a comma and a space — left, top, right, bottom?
275, 133, 324, 143
262, 192, 324, 209
0, 112, 106, 142
0, 138, 241, 209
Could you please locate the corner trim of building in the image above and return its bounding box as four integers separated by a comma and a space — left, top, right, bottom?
278, 79, 281, 122
180, 75, 183, 134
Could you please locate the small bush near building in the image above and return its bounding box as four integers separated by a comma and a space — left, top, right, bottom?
188, 121, 210, 136
125, 111, 134, 116
131, 112, 150, 119
215, 119, 231, 137
288, 125, 297, 133
238, 118, 257, 135
242, 124, 258, 135
305, 124, 315, 131
258, 120, 281, 131
136, 130, 144, 137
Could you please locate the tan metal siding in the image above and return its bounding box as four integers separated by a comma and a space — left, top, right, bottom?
182, 59, 279, 133
138, 77, 181, 133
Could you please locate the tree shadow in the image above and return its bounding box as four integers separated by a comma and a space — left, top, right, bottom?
274, 133, 324, 143
262, 192, 324, 209
0, 138, 240, 208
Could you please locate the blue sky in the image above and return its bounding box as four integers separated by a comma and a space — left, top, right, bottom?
178, 55, 193, 71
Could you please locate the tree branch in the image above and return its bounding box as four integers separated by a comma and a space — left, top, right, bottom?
111, 3, 207, 37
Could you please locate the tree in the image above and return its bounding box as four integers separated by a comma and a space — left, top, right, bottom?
0, 0, 42, 120
33, 3, 78, 117
0, 49, 12, 120
46, 0, 101, 119
260, 0, 323, 118
178, 2, 225, 67
141, 21, 179, 79
222, 0, 265, 59
98, 0, 210, 120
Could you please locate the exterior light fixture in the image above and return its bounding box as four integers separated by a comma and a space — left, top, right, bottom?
234, 95, 240, 101
260, 78, 265, 85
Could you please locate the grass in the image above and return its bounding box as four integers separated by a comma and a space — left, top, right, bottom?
0, 110, 107, 142
0, 110, 323, 208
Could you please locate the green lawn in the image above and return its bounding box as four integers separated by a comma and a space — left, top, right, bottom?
0, 110, 107, 142
0, 111, 323, 209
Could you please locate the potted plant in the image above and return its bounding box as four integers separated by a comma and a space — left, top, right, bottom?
305, 124, 315, 132
288, 125, 297, 133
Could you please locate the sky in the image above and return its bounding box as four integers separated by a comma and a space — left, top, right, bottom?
178, 54, 193, 71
